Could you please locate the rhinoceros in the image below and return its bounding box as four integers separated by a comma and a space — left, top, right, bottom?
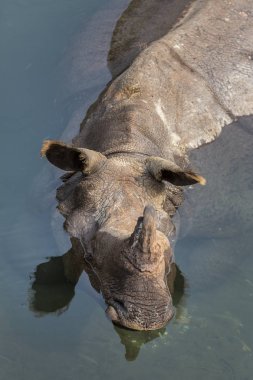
41, 0, 253, 330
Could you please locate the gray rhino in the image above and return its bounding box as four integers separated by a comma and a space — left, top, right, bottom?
41, 0, 253, 330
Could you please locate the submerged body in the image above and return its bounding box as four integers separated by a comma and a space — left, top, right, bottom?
42, 0, 253, 330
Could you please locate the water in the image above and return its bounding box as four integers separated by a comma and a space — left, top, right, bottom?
0, 0, 253, 379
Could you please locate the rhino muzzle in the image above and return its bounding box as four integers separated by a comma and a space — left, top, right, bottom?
106, 293, 174, 331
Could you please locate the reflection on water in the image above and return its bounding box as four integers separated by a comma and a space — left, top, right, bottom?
1, 0, 253, 378
114, 325, 167, 361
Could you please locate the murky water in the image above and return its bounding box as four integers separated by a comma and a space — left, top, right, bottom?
0, 0, 252, 379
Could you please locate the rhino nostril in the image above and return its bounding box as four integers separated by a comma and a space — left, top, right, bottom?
112, 298, 128, 314
114, 298, 124, 307
106, 298, 128, 322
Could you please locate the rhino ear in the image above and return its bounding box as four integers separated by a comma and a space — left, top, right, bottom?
147, 156, 206, 186
41, 140, 106, 174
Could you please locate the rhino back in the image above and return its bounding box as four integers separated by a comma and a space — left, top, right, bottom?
75, 0, 253, 164
108, 0, 192, 78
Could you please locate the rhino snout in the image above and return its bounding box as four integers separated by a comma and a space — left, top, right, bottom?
105, 296, 174, 331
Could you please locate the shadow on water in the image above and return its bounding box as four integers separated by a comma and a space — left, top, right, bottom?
29, 243, 186, 360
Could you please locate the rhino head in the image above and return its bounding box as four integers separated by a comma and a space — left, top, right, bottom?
41, 140, 204, 330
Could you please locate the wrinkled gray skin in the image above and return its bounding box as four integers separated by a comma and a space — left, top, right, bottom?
42, 0, 253, 330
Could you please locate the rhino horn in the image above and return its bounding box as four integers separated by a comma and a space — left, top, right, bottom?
131, 205, 164, 259
41, 140, 106, 174
129, 206, 171, 271
147, 156, 206, 186
138, 205, 157, 256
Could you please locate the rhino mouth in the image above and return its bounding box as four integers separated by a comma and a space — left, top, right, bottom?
106, 294, 174, 331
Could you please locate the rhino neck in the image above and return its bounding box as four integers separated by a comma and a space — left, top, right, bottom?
74, 77, 182, 161
74, 79, 191, 170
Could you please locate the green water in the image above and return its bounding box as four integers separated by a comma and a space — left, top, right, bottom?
0, 0, 252, 379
